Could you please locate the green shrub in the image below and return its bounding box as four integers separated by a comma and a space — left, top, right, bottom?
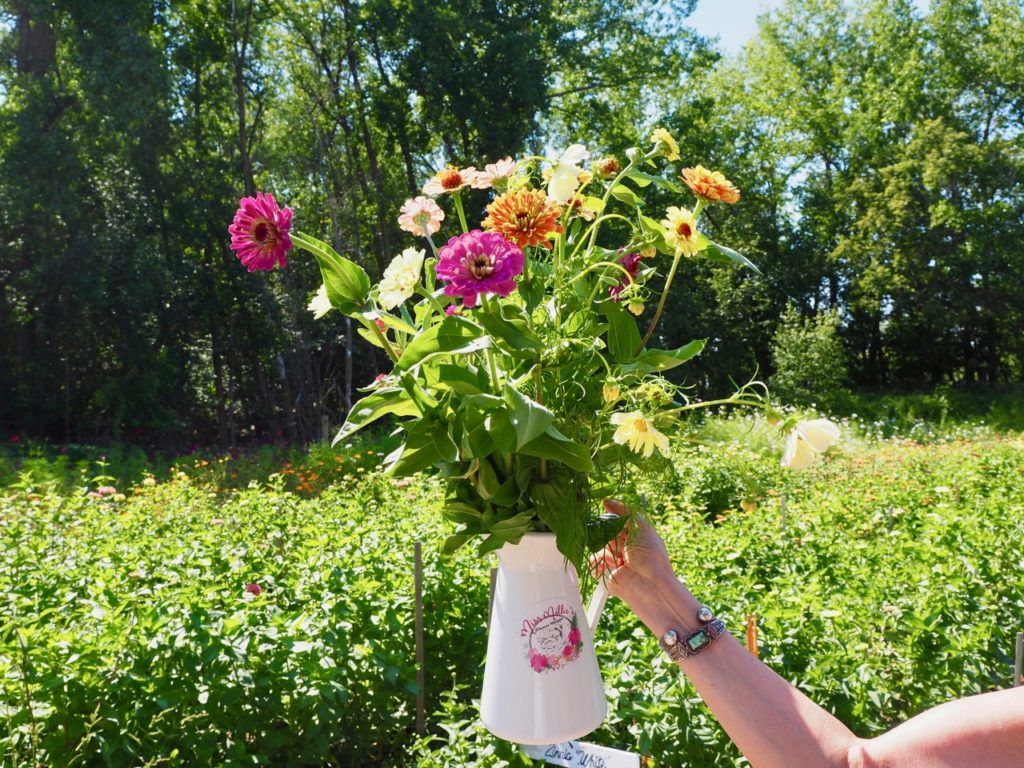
770, 306, 848, 408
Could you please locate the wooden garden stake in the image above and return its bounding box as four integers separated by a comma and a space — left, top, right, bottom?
414, 542, 425, 734
1015, 632, 1022, 688
745, 614, 759, 658
320, 414, 330, 444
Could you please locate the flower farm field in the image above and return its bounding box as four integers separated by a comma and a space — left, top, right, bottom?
2, 423, 1023, 767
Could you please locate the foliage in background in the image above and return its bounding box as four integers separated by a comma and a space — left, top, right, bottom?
1, 1, 1022, 447
770, 305, 848, 408
2, 421, 1023, 766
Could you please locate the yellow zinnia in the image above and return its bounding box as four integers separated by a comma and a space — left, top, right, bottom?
650, 128, 680, 161
661, 206, 700, 257
611, 411, 670, 458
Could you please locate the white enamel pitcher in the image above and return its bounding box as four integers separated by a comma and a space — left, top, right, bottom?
481, 532, 610, 745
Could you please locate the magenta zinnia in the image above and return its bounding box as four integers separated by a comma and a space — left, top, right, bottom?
229, 192, 293, 271
609, 251, 642, 300
436, 230, 524, 308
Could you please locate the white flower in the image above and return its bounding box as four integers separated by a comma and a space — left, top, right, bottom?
611, 410, 670, 458
378, 247, 425, 309
547, 144, 589, 203
308, 284, 332, 319
781, 418, 840, 470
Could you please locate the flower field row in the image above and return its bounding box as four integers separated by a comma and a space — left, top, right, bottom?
2, 428, 1023, 766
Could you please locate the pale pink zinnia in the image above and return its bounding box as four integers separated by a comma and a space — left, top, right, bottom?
423, 166, 479, 196
228, 192, 292, 271
398, 196, 444, 237
473, 157, 517, 190
436, 230, 524, 308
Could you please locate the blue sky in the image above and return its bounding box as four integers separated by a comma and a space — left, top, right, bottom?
687, 0, 931, 53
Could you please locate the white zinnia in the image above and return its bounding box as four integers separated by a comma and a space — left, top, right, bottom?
308, 284, 332, 319
547, 144, 589, 203
781, 418, 840, 470
378, 247, 425, 310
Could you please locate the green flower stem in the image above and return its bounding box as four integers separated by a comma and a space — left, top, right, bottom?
365, 317, 399, 363
664, 396, 765, 416
533, 364, 547, 480
417, 286, 447, 317
635, 252, 681, 354
424, 232, 439, 258
452, 192, 469, 233
569, 214, 635, 263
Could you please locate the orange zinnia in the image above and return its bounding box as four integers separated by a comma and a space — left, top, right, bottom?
482, 188, 563, 250
681, 165, 741, 204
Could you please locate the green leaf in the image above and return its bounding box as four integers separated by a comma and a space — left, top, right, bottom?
333, 388, 420, 444
586, 512, 627, 552
503, 385, 555, 449
395, 315, 489, 371
476, 457, 520, 506
530, 470, 587, 571
626, 169, 681, 192
385, 420, 457, 475
696, 233, 761, 274
442, 502, 482, 526
601, 300, 642, 361
442, 534, 473, 556
487, 509, 535, 538
519, 426, 594, 473
609, 183, 643, 206
376, 312, 418, 336
431, 363, 487, 395
476, 303, 542, 355
619, 339, 707, 373
292, 231, 371, 313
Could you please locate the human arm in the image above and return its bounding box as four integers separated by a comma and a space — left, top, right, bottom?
594, 499, 1024, 768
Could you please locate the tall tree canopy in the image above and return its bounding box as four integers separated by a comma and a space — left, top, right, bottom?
1, 0, 1022, 447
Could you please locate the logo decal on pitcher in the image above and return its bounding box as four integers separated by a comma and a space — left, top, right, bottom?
520, 600, 584, 673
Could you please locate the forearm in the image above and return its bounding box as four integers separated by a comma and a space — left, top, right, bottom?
630, 567, 862, 768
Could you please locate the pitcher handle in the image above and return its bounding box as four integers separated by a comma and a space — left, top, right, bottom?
585, 580, 609, 635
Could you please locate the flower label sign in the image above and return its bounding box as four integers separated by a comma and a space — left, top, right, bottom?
522, 740, 640, 768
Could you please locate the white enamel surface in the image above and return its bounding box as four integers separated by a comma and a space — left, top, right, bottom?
480, 533, 608, 745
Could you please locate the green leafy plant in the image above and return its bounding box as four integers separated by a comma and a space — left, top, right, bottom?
231, 135, 821, 572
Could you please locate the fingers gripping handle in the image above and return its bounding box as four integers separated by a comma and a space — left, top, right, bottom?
586, 580, 609, 635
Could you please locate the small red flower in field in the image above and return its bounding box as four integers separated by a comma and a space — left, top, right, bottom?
244, 582, 262, 596
95, 486, 117, 497
229, 192, 293, 271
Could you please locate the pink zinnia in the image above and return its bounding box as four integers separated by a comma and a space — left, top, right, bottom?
609, 251, 642, 300
436, 230, 523, 308
398, 195, 444, 237
229, 192, 293, 271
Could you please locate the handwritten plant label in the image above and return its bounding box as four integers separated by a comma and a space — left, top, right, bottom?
522, 741, 640, 768
520, 599, 584, 673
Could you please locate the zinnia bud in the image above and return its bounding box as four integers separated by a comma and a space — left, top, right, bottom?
603, 382, 621, 403
628, 300, 645, 316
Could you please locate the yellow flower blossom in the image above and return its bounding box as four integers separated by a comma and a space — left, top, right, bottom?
611, 411, 670, 458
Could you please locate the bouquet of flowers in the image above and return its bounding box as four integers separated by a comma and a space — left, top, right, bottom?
229, 130, 839, 572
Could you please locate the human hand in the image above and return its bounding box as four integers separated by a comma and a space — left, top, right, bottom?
591, 499, 675, 605
592, 499, 702, 636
